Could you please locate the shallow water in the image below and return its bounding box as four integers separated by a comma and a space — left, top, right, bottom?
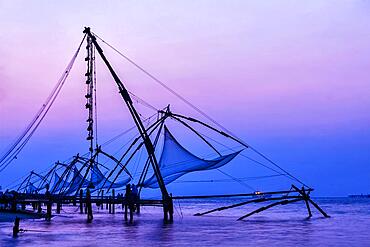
0, 198, 369, 247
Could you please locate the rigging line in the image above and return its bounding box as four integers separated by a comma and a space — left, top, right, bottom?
173, 175, 283, 183
0, 65, 71, 172
105, 117, 165, 192
216, 168, 255, 191
99, 113, 163, 168
92, 32, 307, 187
100, 112, 158, 147
6, 160, 60, 190
132, 143, 143, 179
190, 126, 286, 176
172, 113, 308, 187
128, 91, 158, 112
0, 34, 87, 172
170, 116, 222, 156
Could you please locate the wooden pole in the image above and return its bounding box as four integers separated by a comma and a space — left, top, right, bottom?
13, 217, 20, 238
194, 196, 300, 216
112, 189, 115, 214
291, 185, 329, 218
37, 202, 42, 214
46, 188, 52, 221
86, 188, 93, 223
56, 202, 61, 214
301, 187, 312, 218
124, 199, 128, 221
108, 196, 112, 214
101, 190, 104, 210
238, 198, 303, 220
169, 194, 174, 222
163, 200, 169, 222
46, 202, 52, 221
79, 189, 83, 214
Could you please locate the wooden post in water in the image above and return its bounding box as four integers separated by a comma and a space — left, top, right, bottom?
101, 190, 104, 210
13, 217, 20, 238
37, 202, 42, 214
169, 194, 174, 222
163, 199, 169, 222
45, 189, 52, 221
106, 193, 109, 210
112, 189, 115, 214
79, 189, 83, 214
124, 199, 128, 221
124, 184, 130, 221
291, 184, 329, 218
56, 202, 61, 214
108, 196, 112, 214
301, 186, 312, 218
46, 202, 52, 221
86, 188, 93, 223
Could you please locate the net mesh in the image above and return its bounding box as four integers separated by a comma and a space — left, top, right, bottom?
91, 164, 130, 190
143, 126, 241, 188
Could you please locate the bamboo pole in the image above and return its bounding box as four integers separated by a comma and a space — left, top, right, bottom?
195, 196, 300, 216
237, 198, 303, 220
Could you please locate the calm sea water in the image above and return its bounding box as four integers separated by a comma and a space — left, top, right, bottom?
0, 197, 369, 247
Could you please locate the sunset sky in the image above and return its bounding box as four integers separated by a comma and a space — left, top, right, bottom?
0, 1, 369, 196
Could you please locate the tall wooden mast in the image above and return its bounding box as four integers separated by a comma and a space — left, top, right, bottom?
83, 27, 169, 199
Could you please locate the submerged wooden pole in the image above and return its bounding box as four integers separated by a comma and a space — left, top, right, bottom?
56, 202, 61, 214
101, 190, 104, 210
237, 198, 303, 220
13, 217, 20, 238
195, 196, 300, 216
124, 184, 130, 221
86, 188, 93, 223
112, 189, 115, 214
45, 187, 52, 221
79, 189, 83, 214
108, 196, 112, 214
292, 185, 329, 218
301, 187, 312, 218
46, 202, 52, 221
124, 200, 128, 221
163, 199, 169, 222
169, 194, 174, 222
37, 202, 42, 214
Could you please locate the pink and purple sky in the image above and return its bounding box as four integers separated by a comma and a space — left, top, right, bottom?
0, 1, 369, 196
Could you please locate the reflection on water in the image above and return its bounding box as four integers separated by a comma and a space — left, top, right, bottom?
1, 198, 369, 247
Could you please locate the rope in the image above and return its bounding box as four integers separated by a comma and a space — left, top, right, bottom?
216, 169, 255, 191
92, 32, 309, 188
173, 174, 283, 183
0, 34, 87, 173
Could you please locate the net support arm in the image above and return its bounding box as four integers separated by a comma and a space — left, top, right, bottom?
83, 27, 169, 199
